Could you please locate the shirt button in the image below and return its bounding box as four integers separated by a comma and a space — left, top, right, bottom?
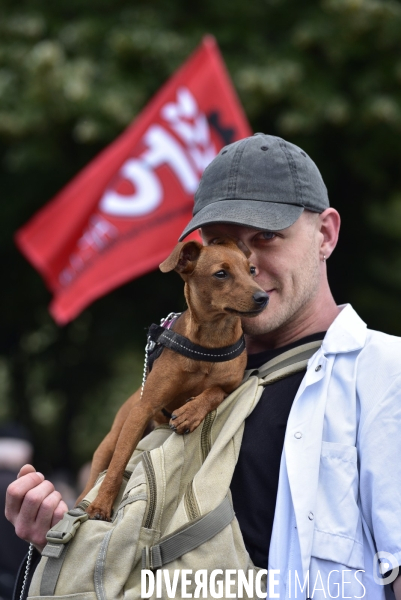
294, 432, 302, 439
308, 512, 314, 520
315, 365, 322, 372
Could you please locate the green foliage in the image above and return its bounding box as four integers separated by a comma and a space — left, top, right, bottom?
1, 0, 401, 472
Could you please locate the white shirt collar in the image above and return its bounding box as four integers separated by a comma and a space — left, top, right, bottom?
322, 303, 367, 355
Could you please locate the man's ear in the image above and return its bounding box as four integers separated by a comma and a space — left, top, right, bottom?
319, 208, 341, 259
159, 241, 203, 274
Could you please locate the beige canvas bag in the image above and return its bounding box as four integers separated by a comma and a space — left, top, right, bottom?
27, 341, 321, 600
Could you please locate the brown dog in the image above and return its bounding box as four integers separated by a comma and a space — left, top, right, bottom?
78, 238, 268, 521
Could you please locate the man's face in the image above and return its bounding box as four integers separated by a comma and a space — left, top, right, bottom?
201, 212, 323, 337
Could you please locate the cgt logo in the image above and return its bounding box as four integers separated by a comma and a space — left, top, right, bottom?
58, 87, 223, 287
99, 87, 216, 218
373, 551, 400, 586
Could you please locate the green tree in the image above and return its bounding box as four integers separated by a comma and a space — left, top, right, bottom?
1, 0, 401, 472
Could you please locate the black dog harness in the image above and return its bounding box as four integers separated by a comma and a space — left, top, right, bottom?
146, 313, 245, 419
146, 317, 245, 369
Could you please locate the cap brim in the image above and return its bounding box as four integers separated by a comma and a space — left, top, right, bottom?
179, 200, 304, 241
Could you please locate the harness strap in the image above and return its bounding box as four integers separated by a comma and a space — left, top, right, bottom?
147, 323, 245, 363
141, 495, 235, 570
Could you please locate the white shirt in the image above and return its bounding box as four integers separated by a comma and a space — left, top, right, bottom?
268, 304, 401, 599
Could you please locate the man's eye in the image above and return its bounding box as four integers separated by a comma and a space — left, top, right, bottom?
262, 231, 275, 240
214, 270, 228, 279
250, 266, 256, 275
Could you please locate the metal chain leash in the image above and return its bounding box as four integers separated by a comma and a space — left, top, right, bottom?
19, 543, 33, 600
140, 337, 153, 400
140, 313, 180, 400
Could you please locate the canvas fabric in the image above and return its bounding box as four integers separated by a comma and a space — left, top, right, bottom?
27, 339, 321, 600
28, 374, 267, 600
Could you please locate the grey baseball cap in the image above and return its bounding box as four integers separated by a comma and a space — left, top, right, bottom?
179, 133, 329, 240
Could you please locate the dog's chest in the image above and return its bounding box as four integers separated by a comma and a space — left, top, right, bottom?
180, 355, 245, 390
181, 356, 215, 376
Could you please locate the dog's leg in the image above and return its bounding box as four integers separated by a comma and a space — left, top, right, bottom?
170, 386, 227, 435
85, 375, 174, 521
75, 390, 140, 505
85, 405, 153, 520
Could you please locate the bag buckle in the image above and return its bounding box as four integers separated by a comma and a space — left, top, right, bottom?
45, 507, 89, 545
141, 545, 162, 571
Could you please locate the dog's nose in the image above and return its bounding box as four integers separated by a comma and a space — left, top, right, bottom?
253, 291, 269, 308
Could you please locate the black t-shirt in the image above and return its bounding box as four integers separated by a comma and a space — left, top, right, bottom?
230, 332, 326, 568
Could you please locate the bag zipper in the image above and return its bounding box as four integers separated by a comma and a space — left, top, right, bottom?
184, 481, 200, 520
143, 411, 217, 526
184, 409, 217, 520
200, 409, 216, 462
143, 451, 157, 529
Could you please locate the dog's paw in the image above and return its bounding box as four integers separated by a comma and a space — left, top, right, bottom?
86, 503, 112, 521
169, 401, 204, 435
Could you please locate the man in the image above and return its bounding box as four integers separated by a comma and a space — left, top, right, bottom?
6, 133, 401, 599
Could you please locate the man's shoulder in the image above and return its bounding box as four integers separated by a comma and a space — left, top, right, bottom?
352, 329, 401, 440
356, 328, 401, 398
362, 328, 401, 366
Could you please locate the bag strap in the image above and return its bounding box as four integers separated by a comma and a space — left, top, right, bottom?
40, 508, 88, 596
141, 495, 235, 570
243, 339, 322, 386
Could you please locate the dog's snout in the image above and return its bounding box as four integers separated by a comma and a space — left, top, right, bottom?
253, 290, 269, 308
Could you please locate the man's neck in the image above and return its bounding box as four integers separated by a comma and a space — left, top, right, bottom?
245, 292, 340, 353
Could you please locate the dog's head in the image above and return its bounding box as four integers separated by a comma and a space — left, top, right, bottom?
159, 239, 268, 318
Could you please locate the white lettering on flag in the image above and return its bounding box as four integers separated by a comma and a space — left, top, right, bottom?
99, 159, 162, 217
162, 87, 216, 172
99, 88, 215, 220
59, 215, 118, 285
63, 87, 217, 284
142, 125, 199, 193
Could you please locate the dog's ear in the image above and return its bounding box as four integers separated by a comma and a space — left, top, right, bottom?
159, 241, 203, 274
236, 240, 251, 258
209, 237, 251, 258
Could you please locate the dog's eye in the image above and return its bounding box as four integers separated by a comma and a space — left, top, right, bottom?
214, 270, 228, 279
250, 266, 256, 276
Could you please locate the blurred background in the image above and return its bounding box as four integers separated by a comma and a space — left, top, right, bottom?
1, 0, 401, 482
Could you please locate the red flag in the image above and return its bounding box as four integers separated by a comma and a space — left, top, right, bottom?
15, 36, 252, 325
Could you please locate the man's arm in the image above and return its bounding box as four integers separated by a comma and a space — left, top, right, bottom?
357, 371, 401, 598
5, 464, 68, 552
